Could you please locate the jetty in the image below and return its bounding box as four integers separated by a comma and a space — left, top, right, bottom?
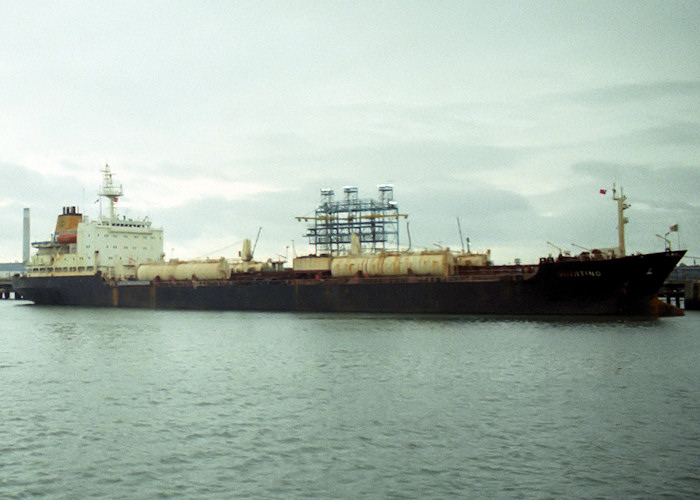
658, 263, 700, 310
0, 263, 25, 299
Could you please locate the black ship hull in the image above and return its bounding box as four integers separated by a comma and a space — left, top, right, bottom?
13, 251, 685, 316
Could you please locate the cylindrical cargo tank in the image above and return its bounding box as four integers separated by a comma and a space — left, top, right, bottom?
292, 256, 332, 273
230, 260, 272, 274
330, 251, 455, 277
137, 259, 229, 281
387, 252, 454, 276
173, 259, 229, 280
364, 253, 385, 275
136, 264, 176, 281
330, 256, 367, 277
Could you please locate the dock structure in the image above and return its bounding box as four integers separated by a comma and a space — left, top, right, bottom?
658, 280, 700, 310
660, 264, 700, 310
0, 278, 16, 299
688, 282, 700, 310
0, 277, 22, 299
0, 263, 26, 299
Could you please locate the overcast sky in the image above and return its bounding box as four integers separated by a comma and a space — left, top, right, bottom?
1, 1, 699, 264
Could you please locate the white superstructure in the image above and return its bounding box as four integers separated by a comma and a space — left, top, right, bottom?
26, 164, 164, 279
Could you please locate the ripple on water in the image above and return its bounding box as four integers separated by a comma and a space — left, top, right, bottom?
0, 304, 698, 498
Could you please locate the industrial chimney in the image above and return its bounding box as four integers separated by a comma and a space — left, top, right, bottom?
23, 208, 30, 264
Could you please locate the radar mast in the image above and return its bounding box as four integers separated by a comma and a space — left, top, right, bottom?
99, 163, 123, 221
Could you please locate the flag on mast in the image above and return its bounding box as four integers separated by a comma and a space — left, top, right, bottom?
599, 189, 607, 195
670, 224, 679, 232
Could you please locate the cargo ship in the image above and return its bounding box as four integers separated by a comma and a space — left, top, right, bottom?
14, 165, 685, 316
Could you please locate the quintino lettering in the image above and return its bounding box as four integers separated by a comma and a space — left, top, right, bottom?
557, 270, 602, 278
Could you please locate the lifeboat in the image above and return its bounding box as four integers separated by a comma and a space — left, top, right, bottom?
56, 231, 77, 244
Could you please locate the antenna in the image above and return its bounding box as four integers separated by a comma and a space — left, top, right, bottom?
456, 217, 465, 253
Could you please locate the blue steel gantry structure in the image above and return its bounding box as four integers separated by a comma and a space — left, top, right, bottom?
297, 185, 407, 256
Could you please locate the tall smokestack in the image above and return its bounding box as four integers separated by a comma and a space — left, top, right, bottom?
23, 208, 30, 264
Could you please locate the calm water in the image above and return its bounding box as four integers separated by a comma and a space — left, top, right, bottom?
1, 300, 698, 499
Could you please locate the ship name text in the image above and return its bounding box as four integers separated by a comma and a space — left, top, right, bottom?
557, 270, 603, 278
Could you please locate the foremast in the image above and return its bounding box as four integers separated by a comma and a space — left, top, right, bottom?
612, 185, 630, 257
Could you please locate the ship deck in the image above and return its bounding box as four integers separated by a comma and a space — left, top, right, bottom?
134, 264, 541, 288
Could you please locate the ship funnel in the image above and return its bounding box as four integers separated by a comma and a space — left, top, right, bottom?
23, 208, 30, 264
